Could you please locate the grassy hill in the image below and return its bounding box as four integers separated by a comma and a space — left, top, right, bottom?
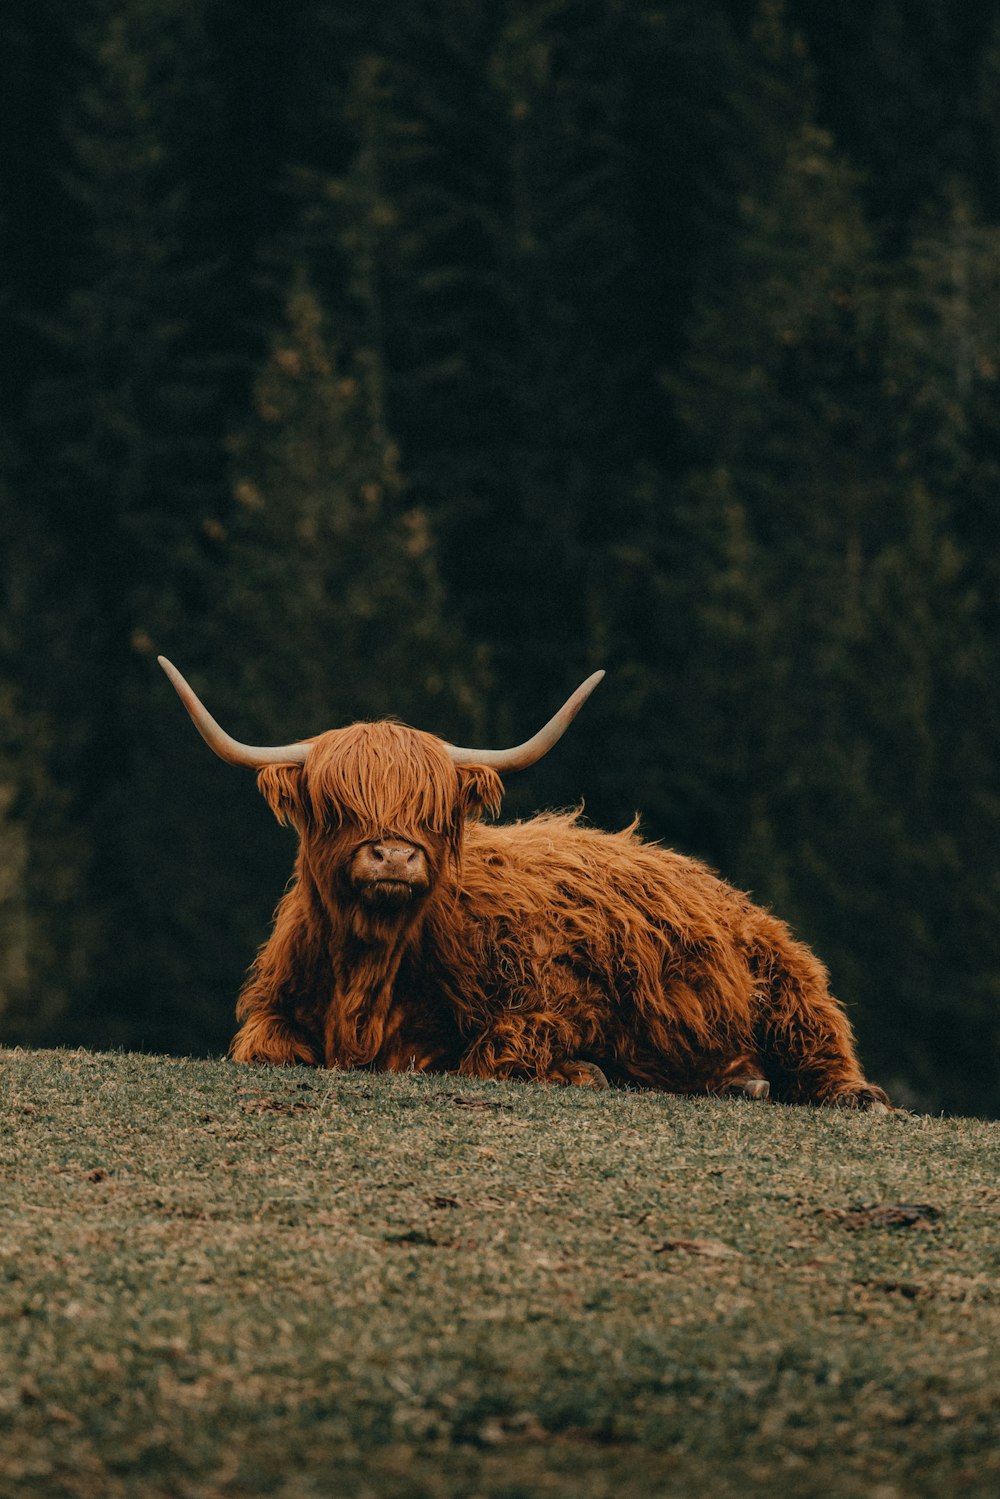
1, 1049, 997, 1498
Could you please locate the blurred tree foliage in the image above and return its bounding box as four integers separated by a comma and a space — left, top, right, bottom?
1, 0, 999, 1113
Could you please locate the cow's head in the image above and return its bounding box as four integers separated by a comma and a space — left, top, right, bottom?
158, 657, 602, 933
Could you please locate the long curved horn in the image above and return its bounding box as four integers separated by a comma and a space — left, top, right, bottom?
158, 657, 312, 767
445, 670, 605, 772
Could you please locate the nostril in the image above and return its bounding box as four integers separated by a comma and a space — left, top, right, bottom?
370, 845, 419, 869
370, 841, 422, 870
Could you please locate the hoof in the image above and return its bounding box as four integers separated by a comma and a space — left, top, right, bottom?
723, 1075, 770, 1101
830, 1084, 892, 1113
550, 1061, 610, 1090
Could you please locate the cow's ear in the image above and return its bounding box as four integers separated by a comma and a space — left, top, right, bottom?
455, 764, 504, 823
256, 764, 307, 829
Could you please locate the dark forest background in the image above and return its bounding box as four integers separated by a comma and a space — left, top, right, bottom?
2, 0, 999, 1115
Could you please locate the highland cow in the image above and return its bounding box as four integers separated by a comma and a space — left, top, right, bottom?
159, 657, 889, 1110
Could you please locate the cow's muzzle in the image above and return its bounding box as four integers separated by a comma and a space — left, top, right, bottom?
351, 841, 430, 906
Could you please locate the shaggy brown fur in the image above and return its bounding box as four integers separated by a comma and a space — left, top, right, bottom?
230, 720, 888, 1108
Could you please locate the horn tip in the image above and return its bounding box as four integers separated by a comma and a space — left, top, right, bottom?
157, 656, 186, 691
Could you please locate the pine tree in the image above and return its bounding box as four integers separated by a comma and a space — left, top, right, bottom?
7, 0, 238, 1048
788, 0, 1000, 236
667, 3, 1000, 1109
277, 2, 750, 820
218, 272, 482, 737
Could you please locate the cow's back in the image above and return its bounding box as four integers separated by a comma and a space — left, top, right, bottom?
451, 813, 763, 1069
460, 811, 755, 942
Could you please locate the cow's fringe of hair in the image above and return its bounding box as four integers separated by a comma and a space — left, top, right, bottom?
257, 721, 502, 859
307, 722, 463, 839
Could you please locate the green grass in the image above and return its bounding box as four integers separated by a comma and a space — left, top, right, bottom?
1, 1049, 998, 1499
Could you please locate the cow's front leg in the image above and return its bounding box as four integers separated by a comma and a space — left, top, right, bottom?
229, 1010, 321, 1067
231, 887, 326, 1066
457, 1012, 606, 1089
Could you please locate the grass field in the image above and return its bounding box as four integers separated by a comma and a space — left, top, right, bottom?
1, 1048, 997, 1498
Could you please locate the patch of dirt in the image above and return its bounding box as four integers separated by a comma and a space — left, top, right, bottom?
857, 1278, 931, 1299
653, 1238, 742, 1259
443, 1093, 513, 1111
239, 1095, 316, 1115
819, 1202, 940, 1230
